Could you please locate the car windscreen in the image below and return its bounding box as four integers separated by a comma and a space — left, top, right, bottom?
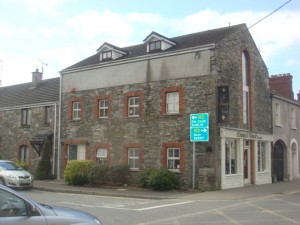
0, 162, 22, 170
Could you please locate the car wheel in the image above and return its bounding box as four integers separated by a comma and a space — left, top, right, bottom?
0, 178, 5, 186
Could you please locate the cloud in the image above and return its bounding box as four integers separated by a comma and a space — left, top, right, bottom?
27, 0, 62, 16
66, 10, 134, 40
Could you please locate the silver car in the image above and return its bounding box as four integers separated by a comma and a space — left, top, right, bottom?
0, 184, 103, 224
0, 160, 33, 188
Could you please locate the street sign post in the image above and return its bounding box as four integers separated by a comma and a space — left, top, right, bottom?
190, 113, 209, 189
190, 113, 209, 142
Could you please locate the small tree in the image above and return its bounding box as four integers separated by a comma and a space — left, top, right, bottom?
35, 139, 52, 180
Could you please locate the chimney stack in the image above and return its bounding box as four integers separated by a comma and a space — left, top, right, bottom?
269, 73, 294, 100
32, 68, 42, 87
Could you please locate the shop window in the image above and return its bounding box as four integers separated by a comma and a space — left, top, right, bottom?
257, 141, 267, 172
225, 139, 238, 175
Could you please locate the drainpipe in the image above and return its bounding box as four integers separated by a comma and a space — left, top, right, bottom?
52, 103, 57, 176
57, 73, 63, 180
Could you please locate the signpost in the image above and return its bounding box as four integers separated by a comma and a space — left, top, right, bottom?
190, 113, 209, 189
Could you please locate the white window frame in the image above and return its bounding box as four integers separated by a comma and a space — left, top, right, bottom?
45, 106, 51, 124
68, 144, 85, 161
99, 99, 108, 118
166, 92, 179, 114
19, 145, 29, 163
149, 40, 161, 51
225, 139, 238, 175
72, 102, 81, 120
96, 148, 107, 165
275, 102, 281, 126
102, 50, 112, 60
128, 96, 139, 117
128, 148, 139, 170
21, 108, 31, 126
257, 141, 267, 172
167, 148, 180, 172
290, 107, 296, 129
242, 51, 249, 130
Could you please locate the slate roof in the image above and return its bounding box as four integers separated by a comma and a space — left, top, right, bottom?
62, 23, 246, 72
0, 77, 60, 108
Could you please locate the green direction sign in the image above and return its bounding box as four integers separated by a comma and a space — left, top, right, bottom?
190, 113, 209, 142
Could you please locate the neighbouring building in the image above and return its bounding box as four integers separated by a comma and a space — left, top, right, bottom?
269, 74, 300, 181
59, 23, 274, 190
0, 69, 60, 175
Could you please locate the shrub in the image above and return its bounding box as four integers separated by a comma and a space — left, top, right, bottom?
15, 160, 29, 171
35, 139, 52, 180
139, 168, 180, 191
88, 164, 131, 185
88, 164, 109, 184
64, 160, 93, 186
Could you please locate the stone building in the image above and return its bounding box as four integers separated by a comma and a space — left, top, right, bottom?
0, 69, 59, 175
59, 23, 273, 190
269, 74, 300, 181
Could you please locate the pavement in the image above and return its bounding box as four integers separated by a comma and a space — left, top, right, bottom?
33, 178, 300, 200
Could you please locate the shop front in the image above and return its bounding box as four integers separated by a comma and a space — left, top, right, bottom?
220, 127, 273, 190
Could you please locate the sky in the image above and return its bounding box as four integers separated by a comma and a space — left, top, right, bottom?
0, 0, 299, 98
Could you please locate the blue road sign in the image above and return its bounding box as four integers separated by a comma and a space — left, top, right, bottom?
190, 113, 209, 142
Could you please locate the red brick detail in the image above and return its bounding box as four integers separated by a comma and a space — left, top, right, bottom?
269, 74, 294, 100
123, 91, 144, 118
93, 95, 113, 120
160, 86, 184, 115
161, 142, 185, 173
68, 97, 85, 121
123, 143, 143, 169
92, 143, 111, 164
62, 139, 89, 172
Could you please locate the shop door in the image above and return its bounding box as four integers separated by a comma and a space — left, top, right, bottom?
244, 141, 250, 185
274, 145, 284, 181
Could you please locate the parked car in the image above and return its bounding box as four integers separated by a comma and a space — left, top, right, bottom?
0, 160, 33, 189
0, 184, 103, 224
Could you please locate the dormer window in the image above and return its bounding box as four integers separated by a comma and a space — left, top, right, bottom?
102, 50, 112, 60
149, 40, 161, 51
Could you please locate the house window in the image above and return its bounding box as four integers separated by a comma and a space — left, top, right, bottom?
21, 108, 31, 126
45, 106, 51, 124
128, 96, 139, 117
99, 99, 108, 118
68, 144, 85, 161
72, 101, 81, 120
102, 51, 112, 60
291, 107, 296, 129
257, 141, 267, 172
167, 148, 180, 172
275, 102, 281, 126
166, 92, 179, 114
128, 148, 139, 170
242, 51, 250, 130
149, 40, 161, 51
96, 148, 107, 165
225, 139, 238, 175
19, 145, 29, 163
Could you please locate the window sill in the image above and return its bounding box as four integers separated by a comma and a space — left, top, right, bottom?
20, 125, 31, 128
164, 113, 181, 116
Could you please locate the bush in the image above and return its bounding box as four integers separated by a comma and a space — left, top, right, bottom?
15, 160, 29, 171
139, 168, 180, 191
88, 164, 131, 185
88, 164, 109, 184
64, 160, 93, 186
35, 139, 52, 180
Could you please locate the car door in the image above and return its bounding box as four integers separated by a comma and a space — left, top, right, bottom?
0, 189, 47, 225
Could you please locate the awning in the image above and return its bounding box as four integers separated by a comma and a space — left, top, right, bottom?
30, 132, 53, 156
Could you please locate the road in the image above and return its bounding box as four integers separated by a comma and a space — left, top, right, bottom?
21, 189, 300, 225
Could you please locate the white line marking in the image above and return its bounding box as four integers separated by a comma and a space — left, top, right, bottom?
136, 201, 193, 211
